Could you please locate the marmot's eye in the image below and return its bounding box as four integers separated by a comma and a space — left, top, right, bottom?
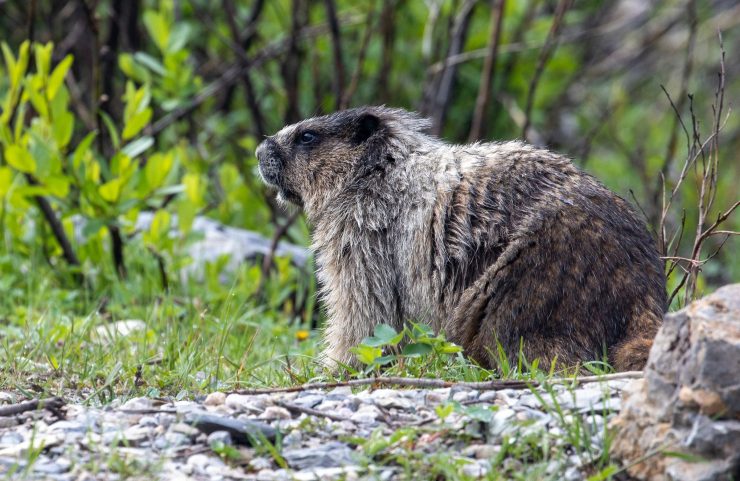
299, 131, 318, 145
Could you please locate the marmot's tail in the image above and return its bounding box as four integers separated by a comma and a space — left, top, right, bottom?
610, 336, 655, 371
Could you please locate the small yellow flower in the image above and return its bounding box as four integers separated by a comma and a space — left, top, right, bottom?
295, 330, 310, 342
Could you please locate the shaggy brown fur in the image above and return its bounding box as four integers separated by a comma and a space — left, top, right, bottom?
256, 106, 667, 371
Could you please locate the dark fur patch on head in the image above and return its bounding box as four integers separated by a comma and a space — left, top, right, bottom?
351, 113, 381, 145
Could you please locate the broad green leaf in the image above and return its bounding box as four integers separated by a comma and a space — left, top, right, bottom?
99, 178, 122, 202
26, 82, 49, 119
373, 354, 396, 366
0, 167, 13, 198
85, 160, 101, 182
111, 152, 133, 177
47, 54, 73, 100
133, 52, 166, 76
464, 405, 495, 423
145, 151, 174, 188
4, 144, 36, 173
362, 324, 404, 347
183, 173, 202, 203
72, 132, 97, 169
401, 343, 433, 357
167, 24, 191, 53
34, 42, 53, 79
1, 43, 16, 83
177, 194, 196, 234
143, 11, 170, 52
118, 53, 151, 83
52, 110, 74, 149
122, 108, 152, 140
121, 136, 154, 158
144, 209, 171, 247
81, 217, 105, 239
45, 176, 70, 198
352, 344, 382, 365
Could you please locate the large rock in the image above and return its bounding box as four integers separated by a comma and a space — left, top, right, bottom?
610, 284, 740, 481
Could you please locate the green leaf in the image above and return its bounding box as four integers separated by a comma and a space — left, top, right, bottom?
47, 54, 73, 100
143, 11, 170, 52
362, 324, 405, 347
0, 167, 13, 198
373, 354, 396, 366
435, 403, 454, 420
133, 52, 166, 76
352, 344, 382, 365
99, 111, 120, 150
1, 43, 17, 83
52, 110, 74, 149
34, 42, 53, 79
145, 151, 174, 188
4, 145, 36, 173
121, 136, 154, 158
122, 108, 152, 140
99, 178, 122, 203
401, 343, 433, 357
167, 24, 191, 53
464, 405, 495, 423
81, 218, 105, 238
118, 53, 151, 83
71, 132, 97, 169
45, 176, 70, 198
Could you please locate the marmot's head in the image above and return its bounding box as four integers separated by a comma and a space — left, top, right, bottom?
256, 106, 431, 214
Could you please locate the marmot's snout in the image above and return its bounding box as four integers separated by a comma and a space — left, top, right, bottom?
255, 137, 282, 187
256, 138, 304, 206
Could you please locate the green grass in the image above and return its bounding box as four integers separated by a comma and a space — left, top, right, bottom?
0, 236, 619, 402
0, 243, 322, 400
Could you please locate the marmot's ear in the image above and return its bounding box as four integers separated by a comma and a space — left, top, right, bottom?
352, 113, 381, 145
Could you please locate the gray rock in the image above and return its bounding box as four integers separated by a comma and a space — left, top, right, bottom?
207, 430, 233, 447
133, 213, 309, 282
611, 284, 740, 480
283, 441, 354, 470
120, 397, 154, 411
350, 405, 381, 424
487, 407, 516, 438
259, 406, 292, 421
292, 394, 324, 409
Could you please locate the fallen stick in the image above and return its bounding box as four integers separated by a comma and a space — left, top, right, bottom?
275, 400, 351, 422
233, 371, 643, 395
0, 397, 65, 417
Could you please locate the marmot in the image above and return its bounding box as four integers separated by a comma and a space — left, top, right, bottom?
256, 106, 667, 371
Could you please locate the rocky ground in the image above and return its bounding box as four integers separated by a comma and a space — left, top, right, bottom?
0, 377, 632, 481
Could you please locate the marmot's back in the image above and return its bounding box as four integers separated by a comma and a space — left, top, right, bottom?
438, 142, 666, 370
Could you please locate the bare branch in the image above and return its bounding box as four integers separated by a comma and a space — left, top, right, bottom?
323, 0, 345, 111
468, 0, 506, 142
521, 0, 572, 142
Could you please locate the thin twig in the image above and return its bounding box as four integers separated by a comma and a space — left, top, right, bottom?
275, 400, 350, 422
233, 371, 643, 395
256, 210, 301, 296
521, 0, 571, 141
468, 0, 506, 142
324, 0, 345, 111
340, 5, 376, 109
427, 0, 476, 136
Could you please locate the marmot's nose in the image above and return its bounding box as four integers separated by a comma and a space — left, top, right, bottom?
255, 138, 276, 163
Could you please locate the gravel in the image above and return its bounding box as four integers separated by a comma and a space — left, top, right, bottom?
0, 379, 629, 480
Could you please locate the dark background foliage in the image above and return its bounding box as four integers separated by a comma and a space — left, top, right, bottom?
0, 0, 738, 305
